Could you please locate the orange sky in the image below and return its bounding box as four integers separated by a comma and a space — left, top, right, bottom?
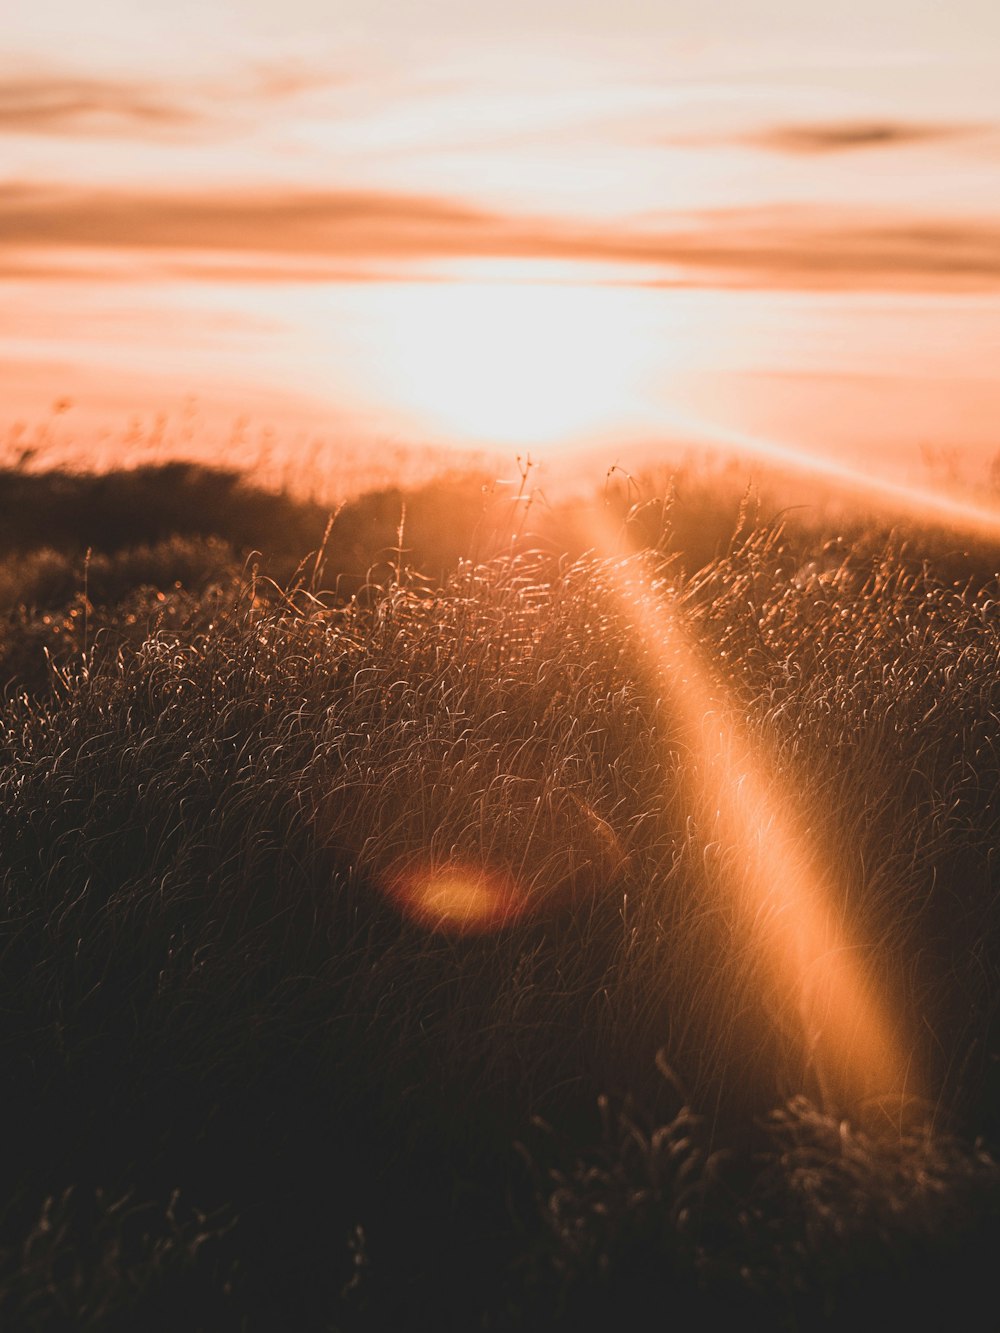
2, 0, 999, 469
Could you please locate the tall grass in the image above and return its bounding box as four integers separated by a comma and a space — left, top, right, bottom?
0, 464, 999, 1327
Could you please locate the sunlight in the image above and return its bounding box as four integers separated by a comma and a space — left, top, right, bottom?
369, 275, 661, 448
589, 515, 918, 1112
665, 407, 1000, 542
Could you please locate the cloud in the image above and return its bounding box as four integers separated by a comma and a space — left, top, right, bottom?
3, 184, 999, 290
745, 120, 982, 154
242, 60, 345, 101
0, 62, 352, 137
0, 74, 207, 136
0, 185, 494, 253
644, 210, 1000, 288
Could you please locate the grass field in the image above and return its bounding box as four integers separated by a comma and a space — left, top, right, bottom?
1, 451, 999, 1329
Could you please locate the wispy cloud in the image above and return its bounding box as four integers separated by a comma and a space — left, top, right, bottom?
3, 184, 999, 290
0, 74, 207, 136
648, 209, 1000, 288
0, 185, 492, 252
746, 119, 984, 154
0, 62, 344, 137
240, 60, 344, 102
659, 119, 993, 157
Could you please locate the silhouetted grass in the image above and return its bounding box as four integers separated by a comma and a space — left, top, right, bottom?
1, 462, 999, 1328
0, 462, 498, 692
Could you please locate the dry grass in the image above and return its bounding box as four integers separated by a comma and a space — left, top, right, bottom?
0, 461, 998, 1327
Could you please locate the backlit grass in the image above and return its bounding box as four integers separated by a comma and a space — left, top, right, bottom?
0, 458, 998, 1328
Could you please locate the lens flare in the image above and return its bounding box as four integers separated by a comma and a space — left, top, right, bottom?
384, 857, 525, 934
667, 408, 1000, 542
589, 512, 919, 1112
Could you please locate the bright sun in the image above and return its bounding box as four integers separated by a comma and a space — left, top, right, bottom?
370, 272, 659, 448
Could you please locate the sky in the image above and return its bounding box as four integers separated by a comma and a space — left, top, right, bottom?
2, 0, 1000, 478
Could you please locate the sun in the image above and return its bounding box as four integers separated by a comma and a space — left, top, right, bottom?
369, 268, 658, 449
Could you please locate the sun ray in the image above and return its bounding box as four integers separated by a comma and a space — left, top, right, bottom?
666, 408, 1000, 542
587, 510, 920, 1115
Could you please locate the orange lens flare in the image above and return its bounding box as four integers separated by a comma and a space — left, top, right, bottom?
384, 858, 526, 934
670, 409, 1000, 542
594, 521, 918, 1112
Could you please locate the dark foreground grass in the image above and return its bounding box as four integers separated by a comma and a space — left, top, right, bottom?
0, 461, 495, 694
1, 463, 1000, 1328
